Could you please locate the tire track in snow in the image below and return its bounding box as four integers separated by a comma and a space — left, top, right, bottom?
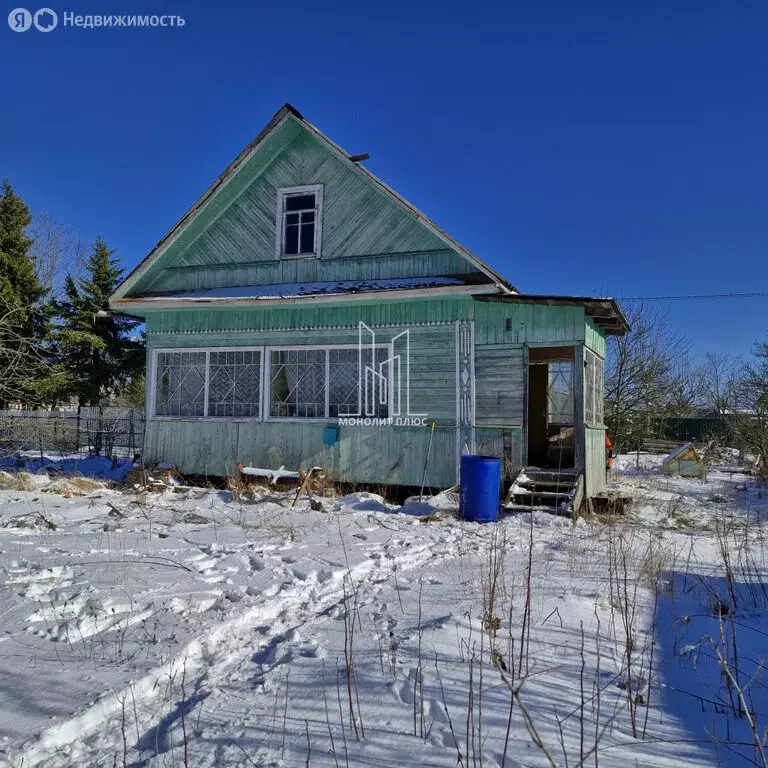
10, 526, 452, 767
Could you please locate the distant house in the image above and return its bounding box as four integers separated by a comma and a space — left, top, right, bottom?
109, 104, 628, 500
663, 443, 705, 478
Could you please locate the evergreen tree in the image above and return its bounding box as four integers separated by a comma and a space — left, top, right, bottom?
0, 180, 52, 405
55, 237, 143, 406
0, 180, 43, 313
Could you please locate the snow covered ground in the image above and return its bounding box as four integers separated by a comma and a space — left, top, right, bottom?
0, 455, 766, 767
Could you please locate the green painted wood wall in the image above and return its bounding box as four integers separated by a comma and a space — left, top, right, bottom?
143, 297, 608, 493
584, 318, 607, 357
144, 420, 460, 488
475, 343, 525, 425
133, 127, 474, 295
584, 426, 607, 496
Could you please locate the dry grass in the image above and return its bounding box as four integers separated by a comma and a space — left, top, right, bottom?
0, 471, 36, 491
46, 476, 111, 497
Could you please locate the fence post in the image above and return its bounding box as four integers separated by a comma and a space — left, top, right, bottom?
76, 405, 81, 457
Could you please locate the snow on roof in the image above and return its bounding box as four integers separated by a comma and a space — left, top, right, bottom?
663, 442, 699, 463
149, 276, 467, 301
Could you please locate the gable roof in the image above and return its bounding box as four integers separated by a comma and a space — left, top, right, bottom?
110, 103, 514, 305
663, 442, 700, 463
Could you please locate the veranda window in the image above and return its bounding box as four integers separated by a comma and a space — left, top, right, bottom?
155, 351, 207, 417
152, 346, 392, 421
153, 349, 262, 418
268, 346, 390, 419
547, 361, 574, 424
584, 349, 605, 427
208, 350, 262, 418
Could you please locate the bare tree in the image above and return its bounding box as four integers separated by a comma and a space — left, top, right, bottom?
731, 339, 768, 476
0, 308, 50, 407
665, 355, 700, 419
605, 302, 690, 450
695, 351, 741, 417
27, 210, 88, 298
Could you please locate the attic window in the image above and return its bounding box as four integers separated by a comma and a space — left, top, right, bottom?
276, 185, 323, 259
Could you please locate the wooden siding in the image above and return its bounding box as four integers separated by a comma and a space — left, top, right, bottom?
153, 252, 469, 294
584, 318, 607, 357
143, 297, 474, 335
135, 130, 474, 295
475, 344, 525, 426
141, 298, 603, 489
474, 301, 586, 345
584, 426, 606, 496
663, 459, 704, 478
573, 344, 585, 473
146, 420, 464, 488
144, 308, 458, 485
147, 322, 457, 420
475, 426, 525, 475
143, 421, 524, 489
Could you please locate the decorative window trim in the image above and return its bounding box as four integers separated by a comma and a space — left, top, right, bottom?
264, 343, 393, 422
275, 184, 323, 260
149, 346, 265, 422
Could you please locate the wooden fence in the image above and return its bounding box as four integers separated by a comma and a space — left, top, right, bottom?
0, 407, 145, 458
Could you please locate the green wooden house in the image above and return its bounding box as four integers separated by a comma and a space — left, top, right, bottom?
110, 104, 628, 506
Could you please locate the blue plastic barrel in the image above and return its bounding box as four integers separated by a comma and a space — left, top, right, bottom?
459, 455, 501, 523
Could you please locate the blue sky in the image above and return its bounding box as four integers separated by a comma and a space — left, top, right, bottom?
2, 0, 767, 357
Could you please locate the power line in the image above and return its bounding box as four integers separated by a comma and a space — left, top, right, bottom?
614, 291, 768, 301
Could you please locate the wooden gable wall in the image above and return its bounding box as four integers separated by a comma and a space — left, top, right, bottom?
131, 125, 476, 296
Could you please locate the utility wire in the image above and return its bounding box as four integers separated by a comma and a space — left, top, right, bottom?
613, 291, 768, 301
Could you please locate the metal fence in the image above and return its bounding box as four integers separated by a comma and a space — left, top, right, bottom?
0, 407, 145, 458
652, 417, 731, 444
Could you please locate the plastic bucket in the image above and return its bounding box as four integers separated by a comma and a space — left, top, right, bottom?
459, 455, 501, 523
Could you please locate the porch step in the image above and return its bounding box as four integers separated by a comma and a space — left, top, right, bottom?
514, 479, 577, 490
505, 466, 584, 515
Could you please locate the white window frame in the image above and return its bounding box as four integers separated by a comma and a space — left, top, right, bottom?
149, 347, 266, 422
264, 344, 394, 423
584, 349, 605, 428
149, 343, 396, 424
275, 184, 324, 260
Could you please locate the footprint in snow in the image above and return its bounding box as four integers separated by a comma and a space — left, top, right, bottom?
429, 729, 456, 749
372, 612, 397, 632
426, 698, 449, 725
299, 642, 319, 658
393, 679, 413, 705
